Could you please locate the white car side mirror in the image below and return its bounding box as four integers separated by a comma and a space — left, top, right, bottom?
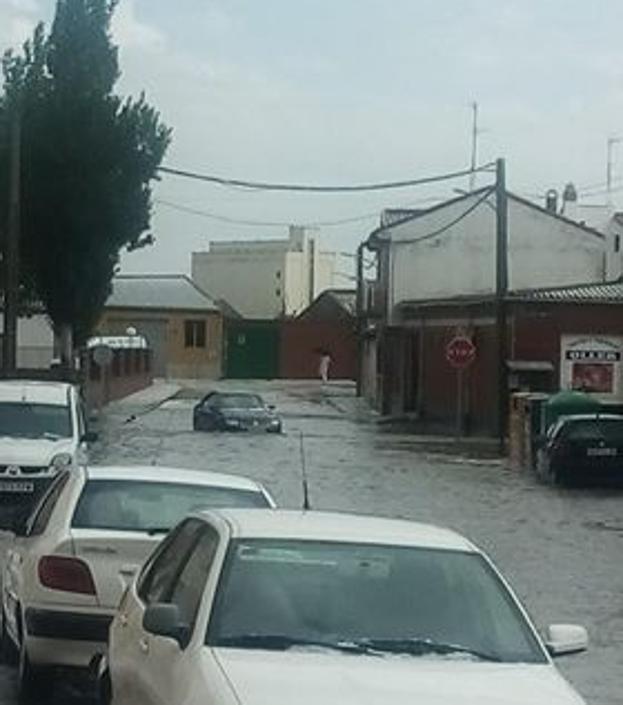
545, 624, 589, 657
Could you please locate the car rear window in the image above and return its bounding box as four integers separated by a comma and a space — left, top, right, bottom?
71, 479, 269, 532
565, 419, 623, 443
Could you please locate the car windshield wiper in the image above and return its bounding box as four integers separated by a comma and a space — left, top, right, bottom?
216, 633, 383, 655
354, 637, 501, 662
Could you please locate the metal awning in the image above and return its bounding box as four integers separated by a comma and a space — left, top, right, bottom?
506, 360, 554, 372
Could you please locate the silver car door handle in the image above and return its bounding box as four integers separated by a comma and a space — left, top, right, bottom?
139, 637, 149, 654
119, 565, 138, 577
81, 546, 117, 555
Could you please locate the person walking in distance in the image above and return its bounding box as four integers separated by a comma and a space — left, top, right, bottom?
319, 351, 332, 384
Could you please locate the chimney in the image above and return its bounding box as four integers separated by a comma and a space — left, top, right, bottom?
561, 182, 578, 217
545, 189, 558, 214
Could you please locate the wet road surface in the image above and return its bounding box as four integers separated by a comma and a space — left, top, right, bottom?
1, 379, 621, 704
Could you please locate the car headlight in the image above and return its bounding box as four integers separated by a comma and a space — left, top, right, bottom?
226, 419, 241, 427
50, 453, 74, 470
269, 418, 281, 426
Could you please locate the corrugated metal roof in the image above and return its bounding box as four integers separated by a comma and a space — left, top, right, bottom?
107, 275, 219, 312
510, 281, 623, 303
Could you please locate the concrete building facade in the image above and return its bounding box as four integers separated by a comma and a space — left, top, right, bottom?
191, 226, 337, 319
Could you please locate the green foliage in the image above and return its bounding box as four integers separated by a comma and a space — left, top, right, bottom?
0, 0, 172, 343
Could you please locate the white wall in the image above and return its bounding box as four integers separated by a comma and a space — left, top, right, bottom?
0, 315, 55, 368
385, 193, 606, 316
192, 226, 339, 319
192, 249, 286, 319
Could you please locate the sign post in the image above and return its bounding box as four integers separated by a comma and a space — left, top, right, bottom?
445, 335, 477, 436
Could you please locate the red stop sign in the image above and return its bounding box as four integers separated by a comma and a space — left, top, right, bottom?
445, 336, 476, 369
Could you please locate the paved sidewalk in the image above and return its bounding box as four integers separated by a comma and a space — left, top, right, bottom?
105, 380, 181, 415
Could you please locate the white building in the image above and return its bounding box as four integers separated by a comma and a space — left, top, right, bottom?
367, 189, 616, 322
0, 314, 54, 369
191, 226, 337, 319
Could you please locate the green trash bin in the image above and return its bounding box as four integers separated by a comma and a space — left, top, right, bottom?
544, 390, 602, 429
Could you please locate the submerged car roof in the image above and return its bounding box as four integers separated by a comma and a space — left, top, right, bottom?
203, 508, 475, 552
0, 380, 73, 406
85, 465, 265, 493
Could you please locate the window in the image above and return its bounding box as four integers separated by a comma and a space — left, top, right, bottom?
615, 235, 621, 253
28, 472, 71, 537
71, 479, 269, 532
169, 527, 219, 628
185, 320, 206, 348
275, 288, 281, 297
138, 519, 204, 605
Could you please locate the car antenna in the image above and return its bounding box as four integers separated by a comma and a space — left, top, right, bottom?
299, 431, 311, 511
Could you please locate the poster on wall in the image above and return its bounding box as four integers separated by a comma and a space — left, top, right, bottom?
560, 335, 623, 398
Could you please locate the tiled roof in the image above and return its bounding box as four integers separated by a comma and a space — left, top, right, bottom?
107, 275, 219, 311
510, 281, 623, 303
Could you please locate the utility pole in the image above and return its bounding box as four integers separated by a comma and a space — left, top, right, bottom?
606, 136, 621, 206
3, 103, 21, 375
495, 158, 508, 452
355, 243, 365, 397
469, 102, 479, 192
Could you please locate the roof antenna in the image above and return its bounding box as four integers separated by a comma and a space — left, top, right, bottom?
299, 431, 311, 511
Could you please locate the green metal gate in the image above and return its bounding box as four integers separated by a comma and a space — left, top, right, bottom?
225, 322, 280, 379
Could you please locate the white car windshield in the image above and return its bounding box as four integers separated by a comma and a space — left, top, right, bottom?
207, 539, 547, 664
71, 480, 269, 532
0, 402, 72, 439
213, 394, 264, 410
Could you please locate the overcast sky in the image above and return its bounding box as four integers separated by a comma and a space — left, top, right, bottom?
2, 0, 623, 279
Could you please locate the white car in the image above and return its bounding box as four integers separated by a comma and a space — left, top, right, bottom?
106, 509, 588, 705
1, 465, 275, 703
0, 380, 95, 529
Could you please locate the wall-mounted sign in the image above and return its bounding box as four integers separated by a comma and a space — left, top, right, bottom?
560, 335, 623, 397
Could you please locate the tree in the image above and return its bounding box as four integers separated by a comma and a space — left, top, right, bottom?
0, 0, 172, 358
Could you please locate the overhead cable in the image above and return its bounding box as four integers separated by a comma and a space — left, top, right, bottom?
395, 187, 496, 245
157, 162, 496, 193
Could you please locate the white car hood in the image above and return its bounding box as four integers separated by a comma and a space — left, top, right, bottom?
0, 436, 75, 466
214, 649, 586, 705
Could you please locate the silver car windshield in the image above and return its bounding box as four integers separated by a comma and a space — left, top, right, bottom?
0, 402, 72, 439
208, 539, 547, 664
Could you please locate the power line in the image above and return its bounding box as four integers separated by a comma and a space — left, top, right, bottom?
155, 193, 458, 229
155, 198, 380, 228
395, 187, 496, 245
157, 162, 496, 193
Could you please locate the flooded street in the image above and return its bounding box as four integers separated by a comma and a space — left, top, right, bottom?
2, 379, 621, 704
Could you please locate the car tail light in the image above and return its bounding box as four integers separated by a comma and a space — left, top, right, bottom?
38, 555, 97, 595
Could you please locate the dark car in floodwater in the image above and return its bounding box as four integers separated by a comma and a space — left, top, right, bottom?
193, 392, 283, 433
536, 413, 623, 486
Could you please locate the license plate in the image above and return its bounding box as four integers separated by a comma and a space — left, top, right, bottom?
0, 481, 35, 493
586, 448, 617, 457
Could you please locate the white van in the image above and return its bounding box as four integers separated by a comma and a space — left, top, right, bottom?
0, 381, 96, 529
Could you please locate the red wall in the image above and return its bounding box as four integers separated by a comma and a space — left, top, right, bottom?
280, 321, 357, 380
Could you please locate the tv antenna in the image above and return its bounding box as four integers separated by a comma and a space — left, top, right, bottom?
299, 431, 311, 510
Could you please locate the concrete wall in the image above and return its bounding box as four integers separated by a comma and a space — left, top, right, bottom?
192, 226, 338, 319
83, 348, 153, 410
384, 194, 606, 318
280, 321, 357, 380
98, 308, 223, 379
193, 248, 288, 319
